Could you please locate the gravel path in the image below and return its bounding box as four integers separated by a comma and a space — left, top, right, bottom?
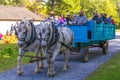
0, 32, 120, 80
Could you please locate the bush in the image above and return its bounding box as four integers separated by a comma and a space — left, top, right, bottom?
0, 47, 14, 58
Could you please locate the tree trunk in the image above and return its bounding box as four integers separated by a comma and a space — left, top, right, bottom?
51, 0, 54, 11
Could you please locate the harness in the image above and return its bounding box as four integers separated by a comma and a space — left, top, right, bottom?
47, 23, 72, 51
48, 22, 59, 47
25, 22, 36, 47
18, 21, 37, 49
58, 29, 73, 51
18, 21, 44, 63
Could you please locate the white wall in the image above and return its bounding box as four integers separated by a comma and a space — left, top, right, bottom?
0, 21, 40, 35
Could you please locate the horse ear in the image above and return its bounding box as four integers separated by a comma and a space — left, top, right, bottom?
23, 17, 26, 20
16, 20, 18, 25
30, 18, 34, 22
32, 18, 34, 21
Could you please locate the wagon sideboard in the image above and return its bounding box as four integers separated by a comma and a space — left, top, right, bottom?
68, 21, 116, 62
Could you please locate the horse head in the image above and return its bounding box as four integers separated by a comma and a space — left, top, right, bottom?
40, 22, 51, 48
40, 22, 59, 49
16, 19, 35, 48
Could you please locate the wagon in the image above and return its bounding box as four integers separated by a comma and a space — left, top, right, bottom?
68, 21, 116, 62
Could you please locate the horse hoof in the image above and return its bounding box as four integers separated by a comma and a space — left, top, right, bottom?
34, 70, 40, 73
63, 64, 69, 72
34, 69, 40, 74
67, 64, 69, 68
47, 71, 56, 77
62, 68, 67, 72
17, 71, 23, 76
39, 66, 44, 69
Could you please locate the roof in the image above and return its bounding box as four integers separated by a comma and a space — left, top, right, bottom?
0, 5, 43, 21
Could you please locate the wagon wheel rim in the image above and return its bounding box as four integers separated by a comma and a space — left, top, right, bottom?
80, 46, 89, 62
106, 41, 109, 51
84, 47, 89, 62
102, 41, 109, 54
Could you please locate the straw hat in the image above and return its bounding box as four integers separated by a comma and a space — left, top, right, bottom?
49, 11, 55, 15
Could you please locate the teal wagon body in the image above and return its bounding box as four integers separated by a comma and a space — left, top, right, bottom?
68, 21, 116, 62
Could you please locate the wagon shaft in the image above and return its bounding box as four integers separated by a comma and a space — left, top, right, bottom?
18, 55, 46, 63
29, 57, 46, 63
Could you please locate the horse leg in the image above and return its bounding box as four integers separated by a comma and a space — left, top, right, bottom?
47, 54, 53, 76
17, 50, 25, 76
63, 48, 69, 71
47, 51, 58, 77
39, 48, 44, 69
34, 50, 40, 73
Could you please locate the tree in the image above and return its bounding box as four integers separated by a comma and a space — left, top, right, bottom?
0, 0, 21, 6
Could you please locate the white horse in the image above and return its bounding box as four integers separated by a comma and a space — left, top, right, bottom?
40, 22, 74, 76
16, 19, 44, 75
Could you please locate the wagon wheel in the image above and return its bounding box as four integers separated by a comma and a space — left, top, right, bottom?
80, 46, 89, 62
102, 41, 109, 54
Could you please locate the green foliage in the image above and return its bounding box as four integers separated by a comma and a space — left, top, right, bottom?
46, 0, 120, 27
0, 43, 34, 72
46, 0, 80, 16
0, 0, 21, 6
1, 0, 120, 27
0, 47, 14, 58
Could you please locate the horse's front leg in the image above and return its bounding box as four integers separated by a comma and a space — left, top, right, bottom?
17, 49, 25, 76
34, 50, 40, 73
63, 48, 69, 71
39, 48, 44, 69
47, 49, 59, 77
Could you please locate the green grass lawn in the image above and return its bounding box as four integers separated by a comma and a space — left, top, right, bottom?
0, 43, 33, 72
86, 53, 120, 80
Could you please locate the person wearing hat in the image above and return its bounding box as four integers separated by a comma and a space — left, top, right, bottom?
92, 12, 98, 21
92, 12, 103, 24
46, 11, 55, 22
66, 13, 72, 25
102, 13, 108, 24
73, 10, 88, 25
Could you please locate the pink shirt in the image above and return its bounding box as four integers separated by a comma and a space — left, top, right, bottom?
0, 33, 3, 38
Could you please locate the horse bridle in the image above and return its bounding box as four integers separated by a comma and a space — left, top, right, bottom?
41, 23, 72, 51
18, 21, 37, 48
18, 28, 27, 42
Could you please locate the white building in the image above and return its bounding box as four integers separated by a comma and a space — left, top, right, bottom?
0, 5, 43, 34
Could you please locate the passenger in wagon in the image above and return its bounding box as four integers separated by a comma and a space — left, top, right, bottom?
92, 12, 103, 24
92, 12, 98, 21
102, 13, 108, 24
66, 13, 72, 25
107, 16, 115, 25
73, 10, 88, 25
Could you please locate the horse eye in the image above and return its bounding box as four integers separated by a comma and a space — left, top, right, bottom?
47, 32, 50, 36
23, 32, 26, 34
39, 33, 42, 36
18, 29, 21, 32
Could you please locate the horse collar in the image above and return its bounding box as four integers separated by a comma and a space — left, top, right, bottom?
24, 22, 36, 48
47, 23, 59, 47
